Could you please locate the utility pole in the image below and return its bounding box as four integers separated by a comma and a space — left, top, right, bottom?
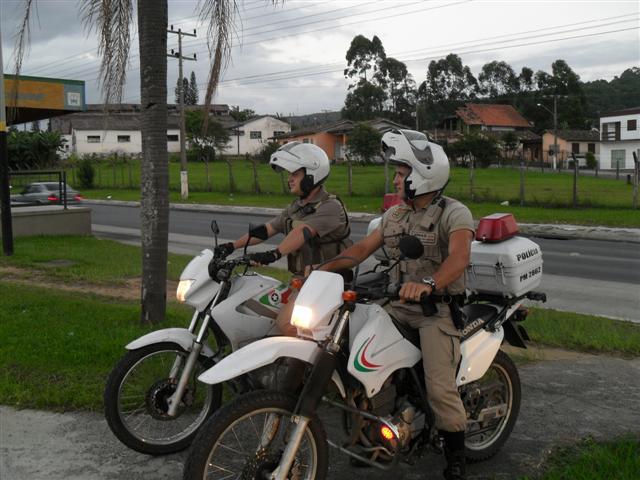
0, 27, 14, 256
167, 26, 196, 200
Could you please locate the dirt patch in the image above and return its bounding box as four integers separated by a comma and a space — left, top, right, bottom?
0, 265, 178, 301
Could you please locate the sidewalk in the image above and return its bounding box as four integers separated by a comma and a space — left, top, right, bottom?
85, 199, 640, 244
1, 351, 639, 480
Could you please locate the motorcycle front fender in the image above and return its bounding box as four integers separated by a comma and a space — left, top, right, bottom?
125, 328, 215, 357
197, 336, 347, 398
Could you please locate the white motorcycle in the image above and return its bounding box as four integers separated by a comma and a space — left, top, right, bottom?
183, 216, 546, 479
104, 222, 293, 455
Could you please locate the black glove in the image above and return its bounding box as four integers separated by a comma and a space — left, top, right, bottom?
249, 248, 282, 266
214, 242, 234, 259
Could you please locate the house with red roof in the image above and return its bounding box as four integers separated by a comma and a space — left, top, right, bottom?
438, 103, 541, 162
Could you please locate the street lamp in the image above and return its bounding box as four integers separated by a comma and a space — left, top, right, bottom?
537, 97, 558, 170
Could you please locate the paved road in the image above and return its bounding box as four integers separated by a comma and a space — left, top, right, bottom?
2, 353, 639, 480
89, 203, 640, 322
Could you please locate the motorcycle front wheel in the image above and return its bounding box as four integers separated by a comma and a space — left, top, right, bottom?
104, 342, 222, 455
183, 390, 328, 480
461, 350, 521, 462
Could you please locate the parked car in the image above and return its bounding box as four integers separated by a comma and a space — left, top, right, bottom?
10, 182, 83, 207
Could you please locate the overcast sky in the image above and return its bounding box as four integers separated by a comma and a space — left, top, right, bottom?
1, 0, 639, 116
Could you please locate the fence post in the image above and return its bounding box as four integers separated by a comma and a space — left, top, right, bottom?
571, 153, 578, 208
633, 151, 639, 210
519, 155, 525, 207
469, 155, 475, 202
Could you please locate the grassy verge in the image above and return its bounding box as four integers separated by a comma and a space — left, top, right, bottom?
520, 436, 640, 480
525, 308, 640, 357
34, 161, 636, 209
1, 280, 638, 411
0, 282, 191, 410
0, 235, 290, 285
83, 188, 640, 228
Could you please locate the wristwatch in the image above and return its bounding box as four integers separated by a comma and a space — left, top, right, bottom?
421, 276, 437, 291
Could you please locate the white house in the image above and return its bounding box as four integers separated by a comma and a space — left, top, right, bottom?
51, 103, 234, 157
225, 116, 291, 156
599, 107, 640, 170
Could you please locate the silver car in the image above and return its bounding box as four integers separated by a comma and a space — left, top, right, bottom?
10, 182, 83, 206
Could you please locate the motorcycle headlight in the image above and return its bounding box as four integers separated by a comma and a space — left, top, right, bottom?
176, 279, 195, 302
290, 305, 313, 329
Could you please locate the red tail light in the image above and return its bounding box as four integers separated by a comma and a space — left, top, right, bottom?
74, 194, 83, 201
47, 195, 59, 202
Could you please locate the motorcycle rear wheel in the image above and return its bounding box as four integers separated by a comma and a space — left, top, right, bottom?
104, 342, 222, 455
183, 390, 328, 480
462, 350, 521, 462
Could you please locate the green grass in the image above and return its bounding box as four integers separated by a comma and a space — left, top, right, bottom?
520, 436, 640, 480
0, 280, 637, 411
0, 235, 191, 284
0, 281, 192, 410
18, 161, 640, 213
525, 308, 640, 356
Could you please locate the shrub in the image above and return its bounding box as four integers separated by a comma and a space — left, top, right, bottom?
585, 152, 597, 169
77, 157, 95, 189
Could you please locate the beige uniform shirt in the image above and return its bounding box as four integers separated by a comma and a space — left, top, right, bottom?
269, 188, 351, 275
378, 196, 474, 328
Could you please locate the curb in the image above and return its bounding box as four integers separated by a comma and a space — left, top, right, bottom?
84, 199, 640, 244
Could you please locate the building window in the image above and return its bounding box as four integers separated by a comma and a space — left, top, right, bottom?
588, 143, 595, 153
250, 131, 262, 139
602, 122, 621, 141
611, 149, 625, 169
117, 135, 131, 143
87, 135, 100, 143
571, 143, 580, 154
628, 119, 637, 131
167, 134, 179, 142
273, 131, 285, 137
302, 138, 313, 144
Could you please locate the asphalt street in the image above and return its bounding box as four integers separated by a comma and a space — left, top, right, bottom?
89, 203, 640, 322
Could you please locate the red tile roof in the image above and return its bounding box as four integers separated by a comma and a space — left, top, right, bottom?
456, 103, 531, 128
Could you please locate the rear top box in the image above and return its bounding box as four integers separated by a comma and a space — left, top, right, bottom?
466, 236, 543, 297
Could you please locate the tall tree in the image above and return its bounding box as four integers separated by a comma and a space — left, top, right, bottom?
518, 67, 534, 92
342, 35, 389, 121
478, 60, 519, 98
13, 0, 273, 324
174, 77, 189, 105
342, 81, 386, 121
422, 53, 478, 102
379, 57, 417, 124
344, 34, 386, 86
188, 71, 199, 105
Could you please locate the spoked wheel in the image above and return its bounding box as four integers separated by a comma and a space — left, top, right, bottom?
104, 342, 221, 455
461, 350, 521, 462
184, 390, 328, 480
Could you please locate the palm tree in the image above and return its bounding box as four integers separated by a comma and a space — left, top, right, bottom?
12, 0, 277, 324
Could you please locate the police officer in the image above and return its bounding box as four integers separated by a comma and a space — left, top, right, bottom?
321, 129, 474, 480
216, 141, 351, 335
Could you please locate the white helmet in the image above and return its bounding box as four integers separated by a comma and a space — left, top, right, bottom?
381, 129, 449, 199
270, 142, 331, 198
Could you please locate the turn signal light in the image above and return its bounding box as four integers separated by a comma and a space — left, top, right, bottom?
380, 426, 395, 441
290, 278, 304, 290
342, 290, 357, 302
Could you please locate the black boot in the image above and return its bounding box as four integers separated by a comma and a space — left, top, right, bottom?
440, 430, 466, 480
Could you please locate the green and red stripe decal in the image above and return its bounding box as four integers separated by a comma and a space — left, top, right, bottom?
354, 335, 382, 372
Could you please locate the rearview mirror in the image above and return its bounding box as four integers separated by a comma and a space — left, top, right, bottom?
210, 220, 220, 236
398, 235, 424, 259
248, 223, 269, 241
